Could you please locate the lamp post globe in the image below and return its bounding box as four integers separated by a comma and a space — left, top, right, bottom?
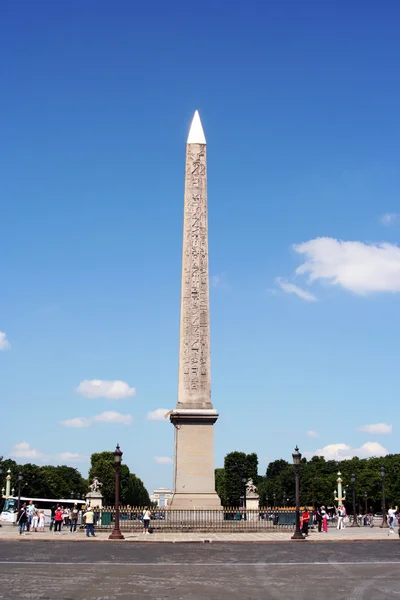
291, 446, 305, 540
380, 466, 388, 528
109, 444, 124, 540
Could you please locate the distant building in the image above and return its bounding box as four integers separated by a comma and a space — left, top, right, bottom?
150, 488, 173, 507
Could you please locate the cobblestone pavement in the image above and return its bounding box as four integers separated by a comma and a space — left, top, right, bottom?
0, 540, 399, 599
0, 523, 399, 542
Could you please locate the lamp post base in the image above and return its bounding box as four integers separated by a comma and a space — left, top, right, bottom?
380, 520, 388, 529
291, 530, 306, 540
108, 529, 125, 540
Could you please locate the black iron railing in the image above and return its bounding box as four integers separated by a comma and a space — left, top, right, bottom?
90, 507, 297, 532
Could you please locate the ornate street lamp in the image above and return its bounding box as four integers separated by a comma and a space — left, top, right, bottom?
109, 444, 124, 540
17, 472, 23, 512
380, 466, 388, 528
291, 446, 305, 540
364, 491, 368, 515
351, 473, 359, 527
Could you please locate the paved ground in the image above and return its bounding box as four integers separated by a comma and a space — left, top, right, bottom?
0, 541, 399, 599
0, 522, 399, 543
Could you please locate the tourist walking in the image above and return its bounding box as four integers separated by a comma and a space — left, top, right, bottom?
17, 503, 28, 535
84, 506, 95, 537
70, 504, 79, 533
387, 505, 398, 535
54, 506, 63, 532
142, 507, 151, 534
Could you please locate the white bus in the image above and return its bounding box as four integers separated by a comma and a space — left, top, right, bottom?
0, 496, 84, 524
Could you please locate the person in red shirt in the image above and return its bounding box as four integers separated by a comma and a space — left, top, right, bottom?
301, 507, 310, 536
54, 506, 64, 533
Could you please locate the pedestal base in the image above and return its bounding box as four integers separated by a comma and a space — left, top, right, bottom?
168, 492, 222, 509
169, 409, 221, 510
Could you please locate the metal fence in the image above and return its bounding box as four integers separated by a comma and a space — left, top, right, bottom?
92, 508, 297, 532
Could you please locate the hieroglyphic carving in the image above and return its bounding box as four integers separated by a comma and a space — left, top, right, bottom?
178, 143, 212, 407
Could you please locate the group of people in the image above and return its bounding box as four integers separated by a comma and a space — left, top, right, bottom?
50, 504, 82, 532
16, 501, 45, 534
17, 501, 97, 537
300, 504, 400, 536
301, 506, 330, 535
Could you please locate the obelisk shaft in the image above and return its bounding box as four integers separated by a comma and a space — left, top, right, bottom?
169, 111, 221, 508
177, 117, 212, 410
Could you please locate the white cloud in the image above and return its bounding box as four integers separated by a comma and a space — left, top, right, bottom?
61, 417, 91, 428
210, 275, 221, 288
153, 456, 173, 465
306, 441, 388, 461
147, 408, 170, 421
358, 423, 392, 435
57, 452, 88, 463
10, 442, 42, 460
0, 332, 10, 350
93, 411, 133, 425
276, 278, 317, 302
9, 443, 88, 466
380, 213, 399, 225
76, 379, 136, 399
306, 430, 320, 438
61, 411, 133, 427
293, 237, 400, 294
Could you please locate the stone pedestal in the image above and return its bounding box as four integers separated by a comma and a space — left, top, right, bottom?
169, 409, 221, 508
85, 492, 104, 509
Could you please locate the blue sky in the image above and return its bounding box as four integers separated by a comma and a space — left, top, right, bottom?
1, 0, 400, 494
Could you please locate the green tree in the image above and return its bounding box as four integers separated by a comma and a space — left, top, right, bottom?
88, 451, 151, 506
215, 468, 227, 505
224, 451, 259, 506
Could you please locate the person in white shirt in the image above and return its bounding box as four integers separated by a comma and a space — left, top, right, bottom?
387, 506, 398, 534
142, 508, 151, 535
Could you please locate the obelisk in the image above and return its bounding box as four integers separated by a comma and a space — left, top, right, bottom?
169, 111, 221, 508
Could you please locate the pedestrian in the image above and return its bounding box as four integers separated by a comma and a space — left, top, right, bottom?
84, 506, 95, 537
316, 508, 322, 532
26, 500, 34, 532
301, 507, 310, 536
49, 505, 56, 531
38, 510, 45, 532
142, 507, 151, 535
321, 506, 328, 532
337, 505, 345, 530
387, 505, 398, 535
54, 506, 63, 532
63, 506, 70, 528
17, 503, 28, 535
70, 504, 79, 533
31, 504, 39, 532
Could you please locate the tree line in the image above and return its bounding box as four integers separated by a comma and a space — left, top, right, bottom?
215, 451, 400, 512
0, 451, 151, 507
